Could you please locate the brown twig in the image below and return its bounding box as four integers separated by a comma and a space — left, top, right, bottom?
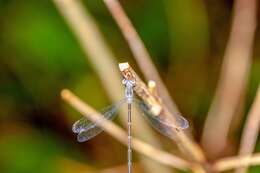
61, 89, 190, 171
235, 85, 260, 173
202, 0, 257, 159
53, 1, 174, 172
103, 0, 179, 114
53, 0, 122, 101
119, 63, 206, 164
213, 153, 260, 172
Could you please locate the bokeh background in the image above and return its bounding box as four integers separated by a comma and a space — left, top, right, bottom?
0, 0, 259, 173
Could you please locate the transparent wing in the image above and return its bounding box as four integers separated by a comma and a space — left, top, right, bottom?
136, 99, 189, 139
72, 99, 126, 142
77, 126, 103, 142
72, 117, 92, 134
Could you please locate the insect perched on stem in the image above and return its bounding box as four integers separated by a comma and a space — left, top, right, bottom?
72, 62, 189, 173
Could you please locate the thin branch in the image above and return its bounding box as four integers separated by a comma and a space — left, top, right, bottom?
53, 0, 122, 101
103, 0, 179, 114
61, 89, 190, 171
213, 153, 260, 172
202, 0, 257, 159
235, 85, 260, 173
119, 63, 206, 164
53, 1, 174, 173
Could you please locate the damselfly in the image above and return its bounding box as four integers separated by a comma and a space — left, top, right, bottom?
72, 63, 189, 173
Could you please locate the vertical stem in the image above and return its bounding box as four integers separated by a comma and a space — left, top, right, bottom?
202, 0, 257, 159
235, 86, 260, 173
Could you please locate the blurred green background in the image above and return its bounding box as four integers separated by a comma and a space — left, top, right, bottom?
0, 0, 259, 173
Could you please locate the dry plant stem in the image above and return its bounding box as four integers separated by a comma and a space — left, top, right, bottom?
235, 85, 260, 173
213, 153, 260, 172
53, 0, 122, 101
61, 89, 190, 171
119, 63, 206, 164
202, 0, 257, 158
103, 0, 178, 114
53, 1, 173, 173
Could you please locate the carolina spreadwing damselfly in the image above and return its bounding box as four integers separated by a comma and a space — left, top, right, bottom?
72, 63, 189, 173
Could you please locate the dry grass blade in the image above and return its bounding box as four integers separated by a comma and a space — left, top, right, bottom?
235, 85, 260, 173
61, 89, 190, 171
103, 0, 179, 114
53, 1, 173, 173
202, 0, 257, 159
213, 153, 260, 172
53, 0, 122, 101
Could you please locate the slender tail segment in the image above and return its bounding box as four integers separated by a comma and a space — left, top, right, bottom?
119, 62, 135, 173
128, 103, 132, 173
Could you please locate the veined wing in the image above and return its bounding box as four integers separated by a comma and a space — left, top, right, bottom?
72, 98, 126, 142
72, 117, 92, 134
137, 99, 189, 139
77, 125, 103, 142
